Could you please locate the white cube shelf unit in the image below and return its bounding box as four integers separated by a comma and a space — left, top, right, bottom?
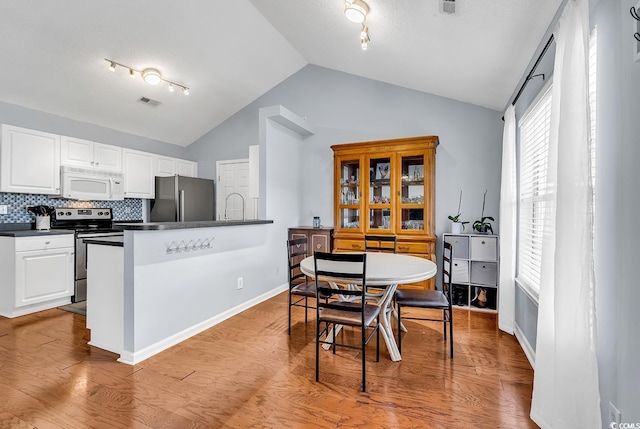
443, 233, 499, 313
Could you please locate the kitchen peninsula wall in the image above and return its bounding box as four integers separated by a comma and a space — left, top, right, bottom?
0, 192, 142, 223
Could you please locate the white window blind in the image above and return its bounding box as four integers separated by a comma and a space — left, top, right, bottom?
517, 86, 553, 293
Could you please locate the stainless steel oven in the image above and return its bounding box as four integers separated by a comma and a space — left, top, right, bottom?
51, 208, 123, 302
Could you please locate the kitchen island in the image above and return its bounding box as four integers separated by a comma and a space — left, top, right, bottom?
86, 219, 276, 364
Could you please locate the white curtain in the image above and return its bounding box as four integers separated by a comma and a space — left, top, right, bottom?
530, 0, 601, 427
498, 105, 516, 334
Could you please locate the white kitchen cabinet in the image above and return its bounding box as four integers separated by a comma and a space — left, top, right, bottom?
61, 136, 122, 172
0, 234, 74, 318
443, 233, 499, 313
0, 124, 61, 195
123, 148, 155, 198
176, 159, 197, 177
154, 155, 197, 178
155, 155, 176, 177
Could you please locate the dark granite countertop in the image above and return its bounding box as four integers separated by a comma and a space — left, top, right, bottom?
0, 223, 75, 237
113, 219, 273, 231
83, 236, 124, 247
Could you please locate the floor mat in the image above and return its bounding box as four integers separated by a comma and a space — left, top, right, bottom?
58, 301, 86, 316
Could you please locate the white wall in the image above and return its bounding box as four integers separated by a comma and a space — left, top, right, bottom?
186, 65, 505, 284
0, 100, 187, 158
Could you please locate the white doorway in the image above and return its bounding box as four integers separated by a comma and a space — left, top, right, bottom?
216, 159, 253, 221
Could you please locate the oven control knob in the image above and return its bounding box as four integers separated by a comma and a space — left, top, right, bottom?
58, 211, 64, 216
66, 212, 71, 216
98, 212, 103, 216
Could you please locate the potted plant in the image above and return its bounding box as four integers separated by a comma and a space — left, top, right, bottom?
447, 190, 469, 234
473, 190, 494, 234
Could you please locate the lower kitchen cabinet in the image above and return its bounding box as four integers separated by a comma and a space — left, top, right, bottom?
443, 233, 499, 313
288, 227, 334, 256
0, 234, 74, 318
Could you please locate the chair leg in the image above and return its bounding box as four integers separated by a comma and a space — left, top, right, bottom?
449, 308, 454, 358
304, 297, 308, 323
288, 292, 292, 335
376, 316, 380, 362
316, 319, 320, 382
397, 304, 402, 354
332, 324, 336, 354
362, 321, 366, 392
443, 309, 447, 340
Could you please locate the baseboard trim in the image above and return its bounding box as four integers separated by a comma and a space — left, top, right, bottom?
514, 323, 535, 369
118, 283, 289, 365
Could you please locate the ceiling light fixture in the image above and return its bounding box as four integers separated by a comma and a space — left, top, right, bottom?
344, 0, 369, 23
142, 68, 162, 85
344, 1, 371, 50
104, 58, 190, 95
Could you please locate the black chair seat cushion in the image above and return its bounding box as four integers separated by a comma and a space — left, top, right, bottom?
395, 289, 449, 308
319, 302, 380, 327
292, 280, 331, 299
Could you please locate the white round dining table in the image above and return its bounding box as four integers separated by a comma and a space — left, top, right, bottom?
300, 252, 437, 362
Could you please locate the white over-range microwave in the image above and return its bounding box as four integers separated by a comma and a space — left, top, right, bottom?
60, 166, 125, 200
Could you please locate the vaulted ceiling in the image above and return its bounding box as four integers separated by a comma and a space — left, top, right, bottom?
0, 0, 562, 147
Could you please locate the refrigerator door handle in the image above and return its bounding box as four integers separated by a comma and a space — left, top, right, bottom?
179, 190, 185, 222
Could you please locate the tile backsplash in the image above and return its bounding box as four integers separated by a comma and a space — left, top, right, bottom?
0, 192, 143, 223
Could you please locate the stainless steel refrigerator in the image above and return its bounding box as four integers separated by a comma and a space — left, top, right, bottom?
150, 176, 215, 222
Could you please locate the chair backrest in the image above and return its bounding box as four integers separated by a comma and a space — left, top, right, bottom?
364, 235, 397, 253
287, 237, 308, 288
314, 252, 367, 317
442, 241, 453, 299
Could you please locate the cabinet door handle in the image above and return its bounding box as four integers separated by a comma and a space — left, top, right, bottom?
482, 241, 486, 245
398, 246, 409, 251
45, 241, 50, 244
351, 244, 362, 248
316, 244, 321, 249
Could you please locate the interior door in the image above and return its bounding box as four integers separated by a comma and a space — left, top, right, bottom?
216, 159, 252, 220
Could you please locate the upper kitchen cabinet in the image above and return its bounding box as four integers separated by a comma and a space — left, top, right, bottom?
122, 149, 155, 198
332, 136, 438, 289
0, 124, 61, 195
61, 136, 122, 172
155, 155, 197, 178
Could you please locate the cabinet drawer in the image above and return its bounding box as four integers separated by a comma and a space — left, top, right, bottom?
444, 235, 469, 259
396, 242, 428, 254
470, 261, 497, 286
334, 239, 365, 251
470, 236, 498, 261
309, 232, 330, 253
15, 235, 74, 252
451, 259, 469, 283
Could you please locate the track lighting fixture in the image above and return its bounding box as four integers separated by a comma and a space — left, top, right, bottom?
104, 58, 190, 95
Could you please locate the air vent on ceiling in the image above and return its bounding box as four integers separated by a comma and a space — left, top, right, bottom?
137, 96, 161, 107
440, 0, 455, 14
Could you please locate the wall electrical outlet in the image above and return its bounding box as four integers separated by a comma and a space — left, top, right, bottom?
0, 205, 8, 215
609, 402, 621, 425
237, 277, 244, 290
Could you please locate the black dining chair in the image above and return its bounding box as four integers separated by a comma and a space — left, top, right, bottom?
314, 251, 380, 392
364, 235, 397, 253
395, 241, 454, 358
287, 237, 329, 335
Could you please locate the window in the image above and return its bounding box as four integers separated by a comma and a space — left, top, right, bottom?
515, 29, 598, 296
517, 86, 553, 294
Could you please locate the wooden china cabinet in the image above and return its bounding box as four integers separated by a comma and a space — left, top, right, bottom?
331, 136, 439, 290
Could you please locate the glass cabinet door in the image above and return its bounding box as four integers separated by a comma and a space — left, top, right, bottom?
339, 159, 360, 229
367, 155, 392, 231
400, 154, 425, 232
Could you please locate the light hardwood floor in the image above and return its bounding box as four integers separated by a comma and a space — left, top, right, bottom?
0, 293, 537, 428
